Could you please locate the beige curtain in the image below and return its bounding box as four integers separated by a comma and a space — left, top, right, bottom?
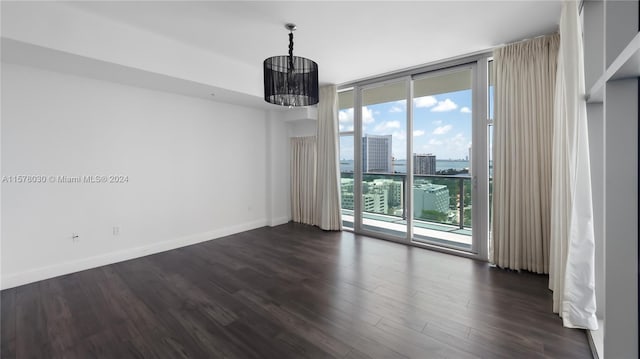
291, 136, 316, 225
491, 34, 559, 273
315, 85, 342, 230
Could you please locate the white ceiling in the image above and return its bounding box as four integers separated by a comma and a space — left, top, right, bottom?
68, 1, 563, 86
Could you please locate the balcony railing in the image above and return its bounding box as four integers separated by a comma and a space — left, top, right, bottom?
340, 171, 472, 228
340, 171, 475, 249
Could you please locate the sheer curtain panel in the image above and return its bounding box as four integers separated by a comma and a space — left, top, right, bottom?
291, 136, 316, 225
549, 1, 598, 330
491, 34, 559, 273
315, 85, 342, 231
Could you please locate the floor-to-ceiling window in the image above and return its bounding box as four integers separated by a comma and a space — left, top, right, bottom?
411, 65, 474, 251
358, 79, 409, 239
339, 55, 491, 259
338, 89, 355, 230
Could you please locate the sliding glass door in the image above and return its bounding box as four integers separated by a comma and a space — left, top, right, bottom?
357, 79, 409, 240
339, 58, 490, 259
411, 66, 474, 251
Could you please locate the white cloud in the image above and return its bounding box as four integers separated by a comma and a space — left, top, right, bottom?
431, 98, 458, 112
389, 100, 407, 113
374, 120, 401, 133
339, 109, 353, 123
433, 124, 453, 135
460, 106, 472, 113
413, 130, 425, 137
393, 130, 407, 141
363, 106, 375, 124
339, 109, 355, 133
420, 133, 470, 159
414, 96, 438, 108
450, 133, 467, 147
339, 107, 374, 127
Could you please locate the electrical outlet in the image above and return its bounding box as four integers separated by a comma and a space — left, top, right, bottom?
113, 226, 120, 236
72, 233, 80, 242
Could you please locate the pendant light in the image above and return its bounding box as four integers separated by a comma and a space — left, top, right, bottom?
263, 23, 319, 107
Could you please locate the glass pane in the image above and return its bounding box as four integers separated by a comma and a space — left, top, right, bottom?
339, 136, 354, 173
360, 81, 408, 238
362, 82, 407, 174
338, 90, 355, 229
411, 68, 473, 250
361, 174, 406, 236
338, 89, 355, 133
339, 135, 354, 230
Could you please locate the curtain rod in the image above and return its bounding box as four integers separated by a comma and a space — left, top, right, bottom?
493, 32, 559, 51
337, 31, 557, 89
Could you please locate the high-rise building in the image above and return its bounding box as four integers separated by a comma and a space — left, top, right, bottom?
363, 189, 388, 214
413, 183, 450, 217
340, 178, 355, 210
413, 153, 436, 175
387, 181, 404, 208
371, 178, 403, 208
363, 135, 392, 173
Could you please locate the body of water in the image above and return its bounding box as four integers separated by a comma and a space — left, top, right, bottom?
339, 159, 469, 173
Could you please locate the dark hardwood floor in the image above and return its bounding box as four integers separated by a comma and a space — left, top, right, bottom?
1, 223, 591, 358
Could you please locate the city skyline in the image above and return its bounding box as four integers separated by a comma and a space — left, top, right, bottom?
339, 89, 473, 160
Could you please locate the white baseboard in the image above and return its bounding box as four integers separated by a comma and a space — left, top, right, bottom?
269, 216, 290, 227
1, 219, 268, 290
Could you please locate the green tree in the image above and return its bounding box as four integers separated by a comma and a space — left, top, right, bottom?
463, 207, 472, 227
421, 209, 448, 223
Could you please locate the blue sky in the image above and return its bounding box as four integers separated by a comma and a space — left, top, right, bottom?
339, 89, 473, 160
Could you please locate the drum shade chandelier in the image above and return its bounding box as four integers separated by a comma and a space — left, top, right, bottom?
263, 23, 319, 107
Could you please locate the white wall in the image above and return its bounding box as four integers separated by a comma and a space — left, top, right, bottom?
289, 120, 317, 138
1, 63, 270, 288
587, 103, 604, 319
266, 112, 291, 226
603, 78, 638, 359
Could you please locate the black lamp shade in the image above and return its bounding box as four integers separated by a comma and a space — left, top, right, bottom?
264, 55, 319, 107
